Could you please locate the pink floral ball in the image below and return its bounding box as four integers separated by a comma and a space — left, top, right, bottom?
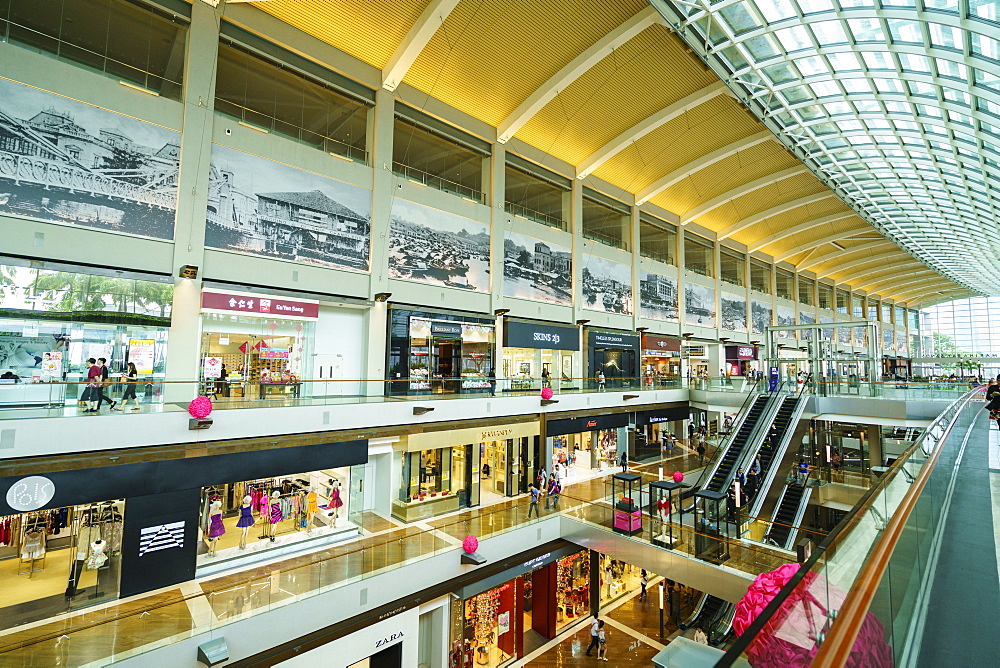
540, 387, 554, 400
187, 395, 213, 419
672, 471, 684, 483
462, 535, 479, 554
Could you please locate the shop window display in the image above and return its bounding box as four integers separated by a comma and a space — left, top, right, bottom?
555, 551, 590, 629
197, 468, 356, 570
552, 429, 619, 475
0, 500, 124, 630
599, 555, 647, 605
394, 447, 470, 521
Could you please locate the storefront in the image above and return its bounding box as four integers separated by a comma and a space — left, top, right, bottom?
641, 334, 681, 387
501, 319, 579, 392
547, 413, 629, 476
452, 545, 588, 668
0, 438, 367, 630
724, 345, 759, 377
387, 307, 495, 396
586, 329, 640, 389
634, 407, 689, 463
393, 422, 539, 521
199, 288, 319, 401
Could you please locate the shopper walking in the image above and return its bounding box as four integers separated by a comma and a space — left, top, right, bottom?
526, 484, 541, 518
797, 459, 810, 485
544, 474, 561, 510
585, 617, 601, 656
596, 621, 608, 661
639, 569, 648, 600
113, 362, 141, 412
619, 450, 628, 473
81, 358, 102, 413
541, 367, 550, 389
95, 358, 116, 411
696, 441, 706, 464
487, 368, 496, 397
694, 627, 708, 644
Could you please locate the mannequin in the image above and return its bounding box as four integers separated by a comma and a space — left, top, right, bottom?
86, 540, 108, 569
236, 494, 255, 549
328, 479, 344, 527
207, 498, 225, 556
305, 488, 319, 533
269, 490, 282, 542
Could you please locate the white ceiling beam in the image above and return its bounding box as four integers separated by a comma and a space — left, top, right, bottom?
796, 241, 894, 272
748, 213, 855, 253
382, 0, 461, 92
830, 259, 924, 285
576, 82, 728, 179
680, 165, 809, 225
898, 288, 970, 307
720, 192, 839, 240
772, 228, 877, 263
635, 131, 773, 205
853, 273, 949, 295
497, 6, 662, 143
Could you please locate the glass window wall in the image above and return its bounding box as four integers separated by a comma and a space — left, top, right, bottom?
750, 260, 771, 294
818, 283, 833, 310
504, 159, 569, 231
393, 117, 486, 202
720, 247, 745, 287
836, 289, 850, 315
798, 278, 815, 306
775, 269, 794, 300
684, 234, 714, 277
582, 189, 629, 250
639, 213, 676, 265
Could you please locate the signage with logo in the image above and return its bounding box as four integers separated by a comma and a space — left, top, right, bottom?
546, 413, 629, 436
635, 407, 690, 427
503, 321, 580, 351
128, 339, 156, 375
203, 356, 223, 380
259, 347, 290, 359
641, 334, 681, 355
406, 422, 538, 451
589, 331, 639, 350
201, 288, 319, 321
5, 476, 56, 512
725, 345, 758, 360
138, 521, 185, 556
430, 322, 463, 337
683, 344, 707, 357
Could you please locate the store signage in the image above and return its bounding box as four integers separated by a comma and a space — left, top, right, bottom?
138, 520, 185, 556
259, 347, 290, 359
406, 422, 538, 451
430, 322, 463, 337
590, 331, 639, 349
635, 407, 689, 427
683, 345, 706, 357
201, 289, 319, 321
546, 413, 630, 436
375, 631, 404, 649
377, 605, 408, 621
725, 345, 757, 360
522, 552, 551, 570
203, 356, 223, 380
642, 349, 679, 358
503, 321, 580, 351
5, 476, 55, 512
641, 334, 681, 353
128, 339, 156, 375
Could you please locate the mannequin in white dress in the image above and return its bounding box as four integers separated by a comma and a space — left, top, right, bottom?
86, 539, 107, 569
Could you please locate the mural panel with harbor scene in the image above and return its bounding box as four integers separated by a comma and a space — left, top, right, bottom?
502, 231, 572, 305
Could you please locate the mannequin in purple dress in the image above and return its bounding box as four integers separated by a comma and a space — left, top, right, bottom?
236, 495, 254, 549
269, 490, 282, 542
207, 499, 225, 556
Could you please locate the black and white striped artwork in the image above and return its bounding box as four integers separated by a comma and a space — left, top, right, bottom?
138, 520, 185, 556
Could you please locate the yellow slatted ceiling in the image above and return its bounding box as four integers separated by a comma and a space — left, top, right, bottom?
766, 220, 869, 257
729, 200, 855, 247
255, 0, 431, 70
402, 0, 647, 127
514, 24, 718, 165
806, 244, 897, 273
592, 96, 761, 193
650, 141, 797, 215
697, 181, 830, 233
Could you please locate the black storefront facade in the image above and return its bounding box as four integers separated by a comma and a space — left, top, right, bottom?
0, 439, 366, 630
502, 319, 581, 392
634, 406, 691, 462
546, 412, 630, 474
586, 329, 641, 389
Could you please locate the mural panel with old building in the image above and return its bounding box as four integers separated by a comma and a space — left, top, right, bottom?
639, 269, 678, 321
503, 231, 571, 305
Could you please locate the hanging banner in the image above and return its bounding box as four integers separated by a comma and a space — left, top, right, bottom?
128, 339, 156, 375
203, 357, 223, 380
259, 347, 289, 359
238, 341, 249, 354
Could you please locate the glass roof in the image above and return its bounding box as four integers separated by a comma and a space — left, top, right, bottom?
649, 0, 1000, 296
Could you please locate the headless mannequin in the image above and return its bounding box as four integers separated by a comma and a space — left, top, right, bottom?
208, 499, 223, 556
306, 487, 318, 534
269, 490, 281, 541
239, 495, 252, 549
87, 539, 108, 569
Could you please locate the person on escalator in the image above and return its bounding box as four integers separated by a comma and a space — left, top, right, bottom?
987, 390, 1000, 430
985, 376, 1000, 402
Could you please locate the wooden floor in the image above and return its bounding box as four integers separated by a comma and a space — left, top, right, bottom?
0, 448, 792, 665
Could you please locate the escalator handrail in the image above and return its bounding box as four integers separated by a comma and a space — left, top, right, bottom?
746, 393, 809, 518
696, 386, 764, 492
780, 486, 813, 550
722, 386, 789, 491
680, 592, 709, 630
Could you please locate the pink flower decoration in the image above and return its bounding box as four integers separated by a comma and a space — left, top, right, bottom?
187, 395, 213, 419
733, 563, 892, 668
672, 471, 684, 483
540, 387, 554, 400
462, 535, 479, 554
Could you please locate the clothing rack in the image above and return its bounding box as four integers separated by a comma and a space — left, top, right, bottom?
257, 486, 310, 539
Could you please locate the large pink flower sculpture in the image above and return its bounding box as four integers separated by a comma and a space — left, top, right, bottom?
733, 563, 893, 668
462, 535, 479, 554
540, 387, 554, 400
188, 395, 213, 419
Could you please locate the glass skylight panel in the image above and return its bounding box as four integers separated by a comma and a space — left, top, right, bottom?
928, 23, 962, 50
827, 52, 862, 72
887, 19, 924, 44
795, 55, 828, 76
775, 25, 813, 52
898, 53, 933, 74
862, 51, 895, 70
873, 78, 904, 93
970, 0, 999, 23
935, 58, 968, 81
756, 0, 797, 24
798, 0, 835, 13
971, 33, 1000, 62
846, 17, 884, 42
841, 78, 873, 94
811, 80, 842, 97
811, 20, 849, 45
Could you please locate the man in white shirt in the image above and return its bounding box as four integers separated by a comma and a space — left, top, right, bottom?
585, 616, 601, 656
694, 627, 708, 644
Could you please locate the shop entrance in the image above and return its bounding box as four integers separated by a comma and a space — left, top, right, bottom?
480, 438, 530, 503
593, 348, 636, 388
433, 338, 461, 393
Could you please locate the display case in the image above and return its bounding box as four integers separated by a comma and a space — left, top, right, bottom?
649, 480, 686, 549
611, 472, 642, 536
693, 489, 730, 564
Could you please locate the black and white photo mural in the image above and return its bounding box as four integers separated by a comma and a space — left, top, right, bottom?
639, 270, 678, 321
684, 283, 717, 327
582, 254, 632, 314
0, 78, 179, 239
799, 312, 815, 340
503, 231, 572, 305
776, 305, 796, 338
388, 198, 490, 291
820, 315, 834, 342
854, 325, 867, 347
839, 322, 852, 345
720, 292, 747, 332
883, 328, 894, 350
205, 145, 372, 270
751, 300, 772, 335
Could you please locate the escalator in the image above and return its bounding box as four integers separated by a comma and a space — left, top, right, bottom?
705, 395, 769, 492
682, 593, 725, 631
747, 394, 806, 515
766, 482, 812, 550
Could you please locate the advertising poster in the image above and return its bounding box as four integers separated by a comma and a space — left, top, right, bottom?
259, 347, 290, 359
0, 335, 50, 378
503, 231, 572, 305
582, 254, 632, 314
128, 339, 156, 375
0, 78, 179, 239
205, 144, 372, 270
388, 198, 491, 292
41, 351, 63, 378
751, 300, 772, 335
203, 356, 223, 380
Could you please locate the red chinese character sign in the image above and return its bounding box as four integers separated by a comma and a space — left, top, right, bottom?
200, 289, 319, 321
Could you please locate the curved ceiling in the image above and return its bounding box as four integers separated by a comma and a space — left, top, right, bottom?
244, 0, 981, 308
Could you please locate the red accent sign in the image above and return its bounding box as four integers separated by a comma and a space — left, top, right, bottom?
586, 420, 598, 428
201, 289, 319, 321
238, 342, 248, 354
253, 340, 264, 352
